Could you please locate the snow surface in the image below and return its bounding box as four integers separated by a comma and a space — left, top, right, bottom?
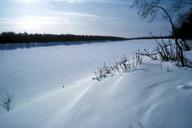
0, 40, 192, 128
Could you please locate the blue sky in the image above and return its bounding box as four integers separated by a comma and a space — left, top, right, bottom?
0, 0, 169, 37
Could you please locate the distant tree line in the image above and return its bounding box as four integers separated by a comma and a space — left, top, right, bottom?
0, 32, 126, 44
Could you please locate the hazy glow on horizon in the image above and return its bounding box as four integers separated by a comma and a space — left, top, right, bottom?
0, 0, 169, 37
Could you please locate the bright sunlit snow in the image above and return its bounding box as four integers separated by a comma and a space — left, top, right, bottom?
0, 40, 192, 128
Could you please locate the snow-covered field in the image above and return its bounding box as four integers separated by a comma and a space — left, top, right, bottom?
0, 40, 192, 128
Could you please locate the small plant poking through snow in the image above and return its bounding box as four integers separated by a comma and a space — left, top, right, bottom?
92, 54, 143, 81
0, 93, 13, 112
136, 39, 192, 68
92, 39, 192, 81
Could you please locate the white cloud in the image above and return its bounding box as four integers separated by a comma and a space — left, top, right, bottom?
16, 0, 106, 4
51, 11, 101, 18
10, 0, 129, 5
53, 0, 103, 3
0, 15, 70, 33
52, 0, 127, 4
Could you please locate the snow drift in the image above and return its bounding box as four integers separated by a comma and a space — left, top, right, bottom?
0, 40, 192, 128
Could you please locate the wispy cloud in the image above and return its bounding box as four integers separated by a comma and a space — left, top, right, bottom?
53, 0, 104, 3
51, 11, 101, 18
53, 0, 129, 4
0, 15, 69, 32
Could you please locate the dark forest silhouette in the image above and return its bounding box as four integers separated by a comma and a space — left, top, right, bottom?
175, 8, 192, 41
0, 32, 126, 44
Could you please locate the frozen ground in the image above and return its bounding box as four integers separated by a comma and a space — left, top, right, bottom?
0, 40, 156, 107
0, 40, 192, 128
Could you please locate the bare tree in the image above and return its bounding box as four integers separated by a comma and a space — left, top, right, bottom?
1, 93, 13, 112
131, 0, 192, 18
171, 0, 192, 13
131, 0, 161, 21
130, 0, 189, 66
